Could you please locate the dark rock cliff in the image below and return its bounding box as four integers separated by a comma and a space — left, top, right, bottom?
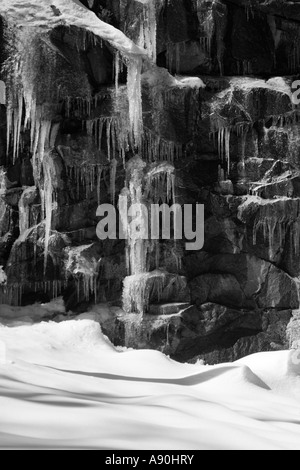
0, 0, 300, 363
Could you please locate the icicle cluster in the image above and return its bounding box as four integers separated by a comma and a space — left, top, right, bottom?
85, 116, 132, 162
123, 270, 186, 315
211, 120, 252, 175
42, 153, 57, 272
236, 60, 252, 76
18, 187, 36, 234
199, 37, 211, 55
288, 40, 300, 73
144, 162, 176, 204
252, 201, 300, 258
123, 271, 166, 314
121, 155, 178, 313
217, 127, 231, 173
76, 274, 98, 303
197, 0, 214, 57
166, 42, 186, 74
5, 28, 57, 167
66, 164, 104, 204
142, 128, 183, 162
65, 97, 92, 118
65, 245, 101, 304
127, 56, 143, 147
0, 169, 7, 237
137, 0, 158, 62
0, 280, 66, 307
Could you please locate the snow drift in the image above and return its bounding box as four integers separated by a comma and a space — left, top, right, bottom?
0, 304, 300, 450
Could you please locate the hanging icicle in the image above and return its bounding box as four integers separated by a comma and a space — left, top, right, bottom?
137, 0, 158, 62
127, 56, 143, 148
85, 116, 131, 162
217, 126, 231, 174
142, 128, 183, 162
166, 42, 186, 74
110, 158, 118, 204
42, 153, 56, 273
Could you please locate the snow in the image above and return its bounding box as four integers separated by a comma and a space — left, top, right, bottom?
142, 66, 205, 90
0, 267, 7, 285
0, 0, 147, 58
229, 77, 293, 98
0, 306, 300, 450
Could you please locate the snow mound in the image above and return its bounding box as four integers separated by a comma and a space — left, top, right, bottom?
0, 315, 300, 449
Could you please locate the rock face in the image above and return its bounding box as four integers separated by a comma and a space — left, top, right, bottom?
0, 0, 300, 363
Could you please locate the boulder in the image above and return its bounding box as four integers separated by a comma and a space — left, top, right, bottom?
188, 253, 298, 309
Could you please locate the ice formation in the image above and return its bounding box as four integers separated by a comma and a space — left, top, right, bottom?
167, 42, 186, 74
217, 127, 231, 173
197, 0, 214, 57
142, 129, 183, 162
0, 80, 6, 105
136, 0, 158, 62
0, 280, 66, 307
288, 43, 300, 73
85, 116, 131, 162
18, 187, 35, 234
127, 57, 143, 147
251, 200, 300, 259
66, 164, 104, 202
0, 0, 148, 58
122, 270, 186, 315
0, 169, 7, 237
123, 271, 163, 315
144, 162, 176, 204
42, 153, 56, 272
110, 158, 118, 204
1, 0, 182, 315
65, 245, 101, 303
121, 156, 178, 314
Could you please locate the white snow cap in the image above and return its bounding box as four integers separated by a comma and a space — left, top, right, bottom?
0, 266, 7, 285
0, 0, 148, 57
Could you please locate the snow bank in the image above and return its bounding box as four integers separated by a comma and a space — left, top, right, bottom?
0, 313, 300, 450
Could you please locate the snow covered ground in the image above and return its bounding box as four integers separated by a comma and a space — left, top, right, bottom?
0, 302, 300, 450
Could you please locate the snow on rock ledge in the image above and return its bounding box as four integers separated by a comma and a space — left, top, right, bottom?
0, 0, 147, 57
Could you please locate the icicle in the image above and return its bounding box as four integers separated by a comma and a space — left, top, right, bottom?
217, 127, 230, 173
97, 166, 102, 206
6, 105, 12, 157
225, 127, 230, 174
43, 153, 55, 273
115, 51, 120, 92
13, 95, 22, 162
0, 169, 7, 238
110, 158, 118, 204
18, 187, 35, 234
139, 0, 157, 62
127, 57, 143, 148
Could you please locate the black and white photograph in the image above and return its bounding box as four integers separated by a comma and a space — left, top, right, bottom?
0, 0, 300, 452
